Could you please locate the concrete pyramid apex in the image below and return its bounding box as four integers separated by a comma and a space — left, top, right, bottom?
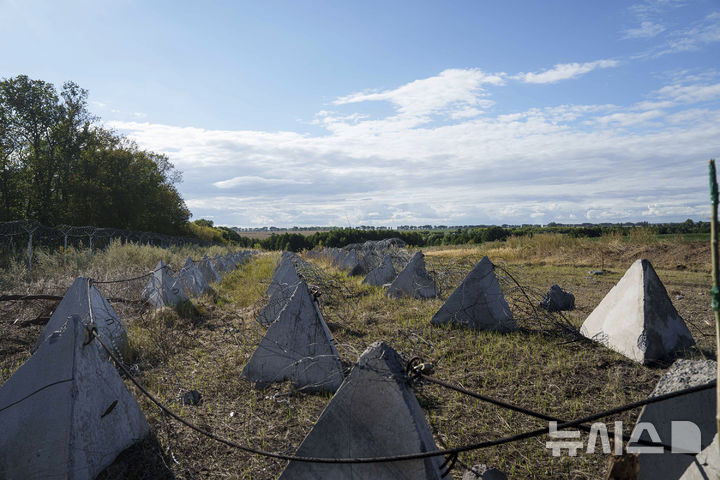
279, 341, 443, 480
257, 253, 302, 325
363, 254, 397, 286
242, 281, 343, 393
580, 258, 695, 364
0, 315, 149, 479
177, 257, 209, 297
387, 251, 438, 299
213, 253, 232, 273
198, 255, 222, 284
34, 277, 130, 361
431, 256, 516, 332
142, 260, 188, 309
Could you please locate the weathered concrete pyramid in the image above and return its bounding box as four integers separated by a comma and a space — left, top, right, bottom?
363, 254, 397, 286
431, 256, 516, 332
33, 277, 130, 361
242, 281, 343, 392
387, 251, 438, 299
580, 259, 695, 363
198, 255, 222, 284
0, 315, 149, 479
177, 257, 210, 297
213, 253, 232, 273
634, 359, 716, 479
142, 260, 188, 309
257, 252, 302, 325
680, 433, 720, 479
279, 341, 443, 479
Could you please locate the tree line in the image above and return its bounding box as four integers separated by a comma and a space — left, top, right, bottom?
231, 221, 710, 252
0, 75, 190, 235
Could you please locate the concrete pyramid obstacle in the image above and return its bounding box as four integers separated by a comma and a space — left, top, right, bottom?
33, 277, 130, 361
431, 256, 516, 332
177, 257, 210, 297
363, 254, 397, 286
634, 359, 716, 479
242, 281, 343, 392
387, 251, 438, 299
198, 255, 222, 284
580, 258, 695, 364
257, 252, 302, 325
279, 341, 443, 479
0, 315, 149, 479
142, 260, 188, 309
213, 253, 232, 273
679, 433, 720, 479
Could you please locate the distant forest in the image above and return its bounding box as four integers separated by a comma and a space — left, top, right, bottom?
214, 220, 710, 252
0, 75, 190, 235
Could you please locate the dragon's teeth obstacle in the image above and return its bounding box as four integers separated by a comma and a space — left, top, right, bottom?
257, 252, 302, 325
362, 254, 397, 286
580, 258, 695, 364
386, 251, 438, 299
431, 256, 516, 332
142, 260, 188, 309
0, 315, 149, 479
177, 257, 210, 297
198, 254, 222, 284
279, 341, 444, 479
242, 280, 343, 393
33, 277, 131, 360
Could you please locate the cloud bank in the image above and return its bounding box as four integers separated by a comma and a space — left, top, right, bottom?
110, 67, 720, 227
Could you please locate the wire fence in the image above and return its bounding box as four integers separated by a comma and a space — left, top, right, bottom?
0, 219, 212, 281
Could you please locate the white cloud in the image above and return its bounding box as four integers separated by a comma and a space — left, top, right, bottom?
516, 60, 619, 84
334, 68, 504, 120
655, 12, 720, 56
109, 70, 720, 227
623, 21, 666, 39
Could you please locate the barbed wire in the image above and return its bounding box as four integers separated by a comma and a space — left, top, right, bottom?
87, 324, 714, 465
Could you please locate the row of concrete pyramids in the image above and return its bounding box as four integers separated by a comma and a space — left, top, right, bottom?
142, 251, 254, 309
0, 278, 148, 479
243, 254, 446, 477
273, 250, 696, 364
362, 252, 693, 364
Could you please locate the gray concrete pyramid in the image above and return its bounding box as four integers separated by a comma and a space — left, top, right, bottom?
634, 359, 716, 479
242, 281, 343, 392
580, 259, 695, 363
279, 341, 443, 479
177, 257, 210, 297
0, 315, 149, 479
257, 252, 302, 325
431, 256, 516, 332
142, 260, 188, 309
362, 254, 397, 286
679, 433, 720, 479
386, 251, 438, 299
198, 255, 222, 284
213, 253, 232, 273
33, 277, 130, 361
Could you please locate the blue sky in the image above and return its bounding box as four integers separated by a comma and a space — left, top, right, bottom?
1, 0, 719, 227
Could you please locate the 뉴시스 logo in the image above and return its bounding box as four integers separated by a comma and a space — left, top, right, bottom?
546, 421, 702, 457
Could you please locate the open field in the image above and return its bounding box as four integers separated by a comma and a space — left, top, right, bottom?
236, 230, 330, 240
0, 234, 714, 479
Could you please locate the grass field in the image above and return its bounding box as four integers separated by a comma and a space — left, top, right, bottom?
0, 233, 714, 479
